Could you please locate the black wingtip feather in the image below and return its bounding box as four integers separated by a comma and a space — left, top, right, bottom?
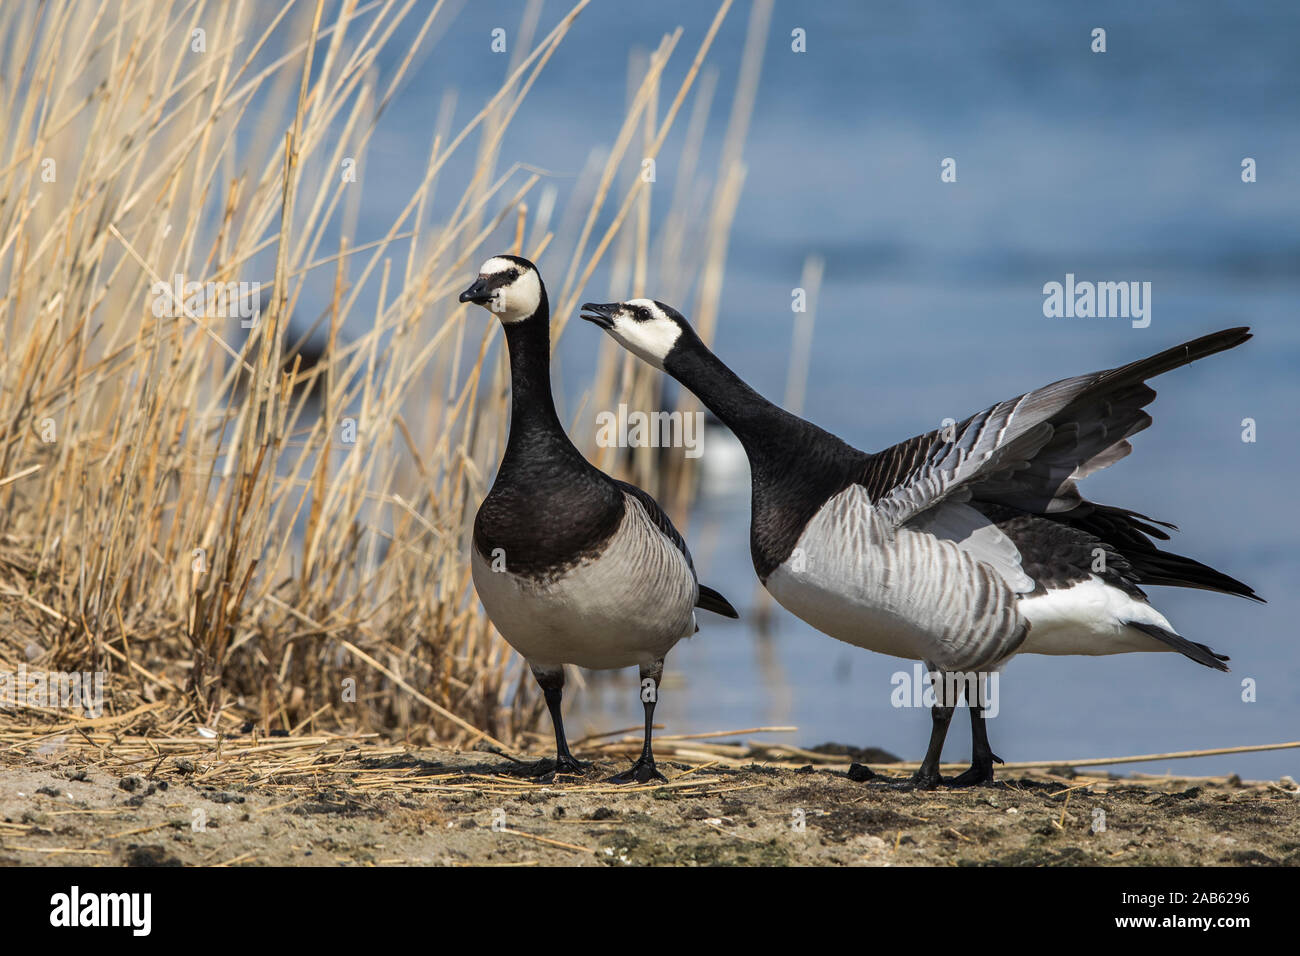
1076, 505, 1261, 602
696, 585, 740, 619
1137, 551, 1264, 603
1103, 327, 1253, 389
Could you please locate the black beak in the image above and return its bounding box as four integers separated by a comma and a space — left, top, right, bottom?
459, 277, 493, 305
580, 302, 618, 329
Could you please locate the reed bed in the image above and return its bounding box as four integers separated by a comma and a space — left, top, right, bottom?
0, 0, 768, 748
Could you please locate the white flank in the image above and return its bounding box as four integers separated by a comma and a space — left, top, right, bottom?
764, 486, 1024, 672
1016, 575, 1179, 656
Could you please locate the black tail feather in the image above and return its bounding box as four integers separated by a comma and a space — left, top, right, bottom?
1128, 620, 1231, 671
696, 584, 739, 619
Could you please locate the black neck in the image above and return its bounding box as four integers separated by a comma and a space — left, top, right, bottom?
475, 285, 625, 577
503, 307, 560, 433
666, 337, 869, 579
498, 289, 585, 471
667, 341, 858, 474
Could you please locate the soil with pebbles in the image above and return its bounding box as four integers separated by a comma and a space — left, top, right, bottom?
2, 747, 1298, 867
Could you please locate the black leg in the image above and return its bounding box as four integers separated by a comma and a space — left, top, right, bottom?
609, 659, 667, 784
531, 664, 585, 776
951, 699, 1003, 787
906, 666, 960, 789
910, 702, 954, 789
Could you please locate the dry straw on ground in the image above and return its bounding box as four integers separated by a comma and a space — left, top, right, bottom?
0, 0, 768, 748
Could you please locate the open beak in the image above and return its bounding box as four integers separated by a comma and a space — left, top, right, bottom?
580, 302, 618, 329
459, 277, 493, 305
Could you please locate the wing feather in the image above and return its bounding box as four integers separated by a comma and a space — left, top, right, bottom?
868, 328, 1251, 527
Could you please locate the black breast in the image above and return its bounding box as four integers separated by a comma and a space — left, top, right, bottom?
747, 426, 870, 581
473, 448, 625, 581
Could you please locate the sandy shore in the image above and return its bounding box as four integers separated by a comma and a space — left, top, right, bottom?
2, 739, 1297, 866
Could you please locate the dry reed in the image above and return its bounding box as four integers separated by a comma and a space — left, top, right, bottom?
0, 0, 762, 748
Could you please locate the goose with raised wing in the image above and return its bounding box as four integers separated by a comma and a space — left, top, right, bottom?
581, 298, 1260, 787
458, 260, 737, 783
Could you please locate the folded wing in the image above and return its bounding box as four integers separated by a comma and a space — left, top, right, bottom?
611, 478, 739, 618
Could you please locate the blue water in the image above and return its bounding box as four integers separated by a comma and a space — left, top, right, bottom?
354, 1, 1300, 777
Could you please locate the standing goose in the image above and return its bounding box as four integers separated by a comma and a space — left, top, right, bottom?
459, 259, 738, 783
581, 298, 1260, 787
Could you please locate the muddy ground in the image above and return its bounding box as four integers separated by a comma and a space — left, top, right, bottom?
2, 741, 1298, 866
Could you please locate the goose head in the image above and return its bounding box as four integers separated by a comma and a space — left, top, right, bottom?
580, 298, 696, 371
459, 255, 544, 323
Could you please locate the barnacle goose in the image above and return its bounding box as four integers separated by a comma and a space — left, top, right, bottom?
582, 298, 1260, 788
458, 260, 738, 783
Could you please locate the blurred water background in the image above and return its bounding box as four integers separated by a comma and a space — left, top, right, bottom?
358, 1, 1298, 777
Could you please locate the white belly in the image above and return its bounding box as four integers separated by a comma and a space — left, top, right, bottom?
470, 501, 698, 671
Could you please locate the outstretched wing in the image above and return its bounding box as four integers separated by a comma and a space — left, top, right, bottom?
865, 328, 1252, 528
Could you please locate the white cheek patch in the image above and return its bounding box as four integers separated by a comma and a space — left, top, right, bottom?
475, 260, 541, 322
611, 314, 681, 369
496, 268, 541, 322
